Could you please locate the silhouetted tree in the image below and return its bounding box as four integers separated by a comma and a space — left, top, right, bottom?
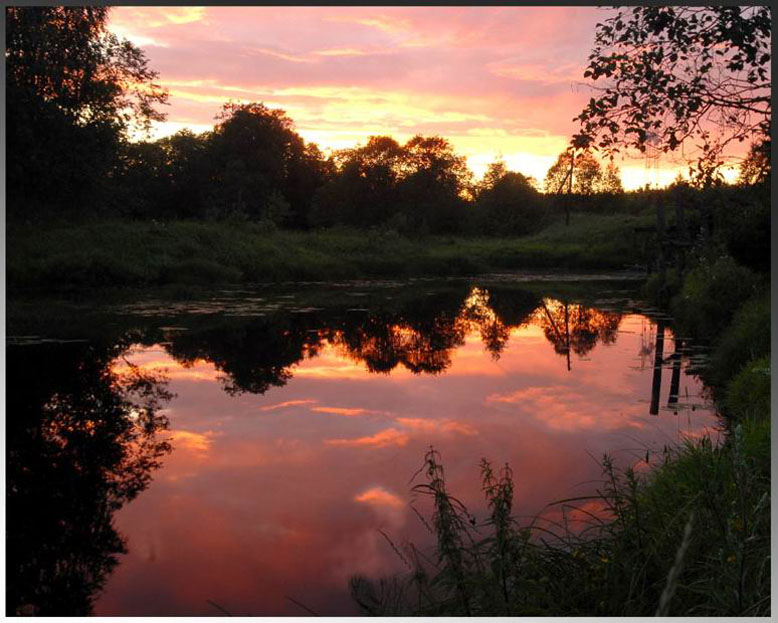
160, 130, 213, 219
156, 285, 539, 384
207, 102, 324, 226
737, 139, 771, 186
396, 135, 473, 233
330, 290, 469, 374
164, 316, 326, 395
476, 165, 544, 235
574, 6, 771, 185
544, 151, 603, 195
112, 140, 170, 218
6, 6, 168, 217
599, 161, 624, 194
311, 136, 404, 228
477, 159, 510, 198
535, 299, 622, 370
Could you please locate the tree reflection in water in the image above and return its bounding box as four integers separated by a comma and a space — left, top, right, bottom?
165, 314, 327, 395
156, 287, 621, 395
534, 298, 622, 370
7, 284, 632, 615
6, 341, 173, 616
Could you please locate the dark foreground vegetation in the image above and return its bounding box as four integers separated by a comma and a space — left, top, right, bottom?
349, 237, 771, 616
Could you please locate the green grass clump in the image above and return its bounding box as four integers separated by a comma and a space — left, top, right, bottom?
724, 356, 771, 422
705, 294, 771, 393
671, 254, 760, 341
8, 214, 650, 292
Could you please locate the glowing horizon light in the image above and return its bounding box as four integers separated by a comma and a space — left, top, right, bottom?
110, 6, 751, 191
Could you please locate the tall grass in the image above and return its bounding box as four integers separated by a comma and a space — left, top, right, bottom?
351, 249, 771, 616
351, 432, 770, 616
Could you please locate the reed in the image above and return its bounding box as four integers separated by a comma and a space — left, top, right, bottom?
351, 425, 770, 616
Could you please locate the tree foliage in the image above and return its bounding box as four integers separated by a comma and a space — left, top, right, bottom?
544, 151, 614, 195
6, 341, 172, 615
311, 134, 472, 233
737, 139, 771, 186
311, 136, 404, 227
6, 7, 167, 133
574, 6, 771, 183
209, 102, 308, 223
600, 161, 624, 194
6, 7, 168, 215
476, 160, 544, 235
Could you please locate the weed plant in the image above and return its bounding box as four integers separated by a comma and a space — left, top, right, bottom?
351, 435, 770, 616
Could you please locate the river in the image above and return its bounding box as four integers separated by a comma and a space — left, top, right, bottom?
6, 274, 720, 616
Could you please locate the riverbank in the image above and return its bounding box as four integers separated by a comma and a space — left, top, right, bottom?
350, 251, 771, 617
8, 213, 652, 292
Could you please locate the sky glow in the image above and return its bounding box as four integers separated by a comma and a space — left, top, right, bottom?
108, 6, 742, 190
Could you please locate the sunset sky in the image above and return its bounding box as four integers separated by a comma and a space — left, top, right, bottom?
108, 6, 741, 190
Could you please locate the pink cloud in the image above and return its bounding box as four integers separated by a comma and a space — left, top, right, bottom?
107, 5, 747, 191
106, 7, 625, 183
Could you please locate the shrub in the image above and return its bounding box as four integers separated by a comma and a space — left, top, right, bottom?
724, 356, 771, 422
706, 294, 770, 392
671, 254, 759, 340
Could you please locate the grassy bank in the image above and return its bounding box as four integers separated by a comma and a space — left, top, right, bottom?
8, 213, 652, 291
350, 252, 771, 617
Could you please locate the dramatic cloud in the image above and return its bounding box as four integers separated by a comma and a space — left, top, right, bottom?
109, 6, 721, 186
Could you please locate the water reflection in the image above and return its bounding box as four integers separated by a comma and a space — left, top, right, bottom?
155, 286, 613, 393
6, 283, 717, 616
534, 298, 621, 370
6, 341, 172, 616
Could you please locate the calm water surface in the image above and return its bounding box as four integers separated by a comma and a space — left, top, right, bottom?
6, 276, 720, 616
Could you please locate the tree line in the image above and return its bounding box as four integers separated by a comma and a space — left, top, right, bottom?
6, 6, 769, 237
110, 102, 647, 236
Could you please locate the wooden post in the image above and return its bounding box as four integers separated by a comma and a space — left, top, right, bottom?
564, 302, 571, 371
649, 319, 665, 415
667, 338, 682, 411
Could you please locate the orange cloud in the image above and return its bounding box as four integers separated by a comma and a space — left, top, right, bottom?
486, 386, 647, 433
259, 399, 317, 412
395, 417, 436, 431
314, 47, 376, 57
325, 14, 412, 37
164, 7, 207, 25
108, 6, 750, 190
312, 406, 371, 417
247, 46, 317, 64
395, 417, 477, 436
169, 429, 217, 456
354, 487, 405, 508
326, 428, 409, 448
440, 420, 478, 435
